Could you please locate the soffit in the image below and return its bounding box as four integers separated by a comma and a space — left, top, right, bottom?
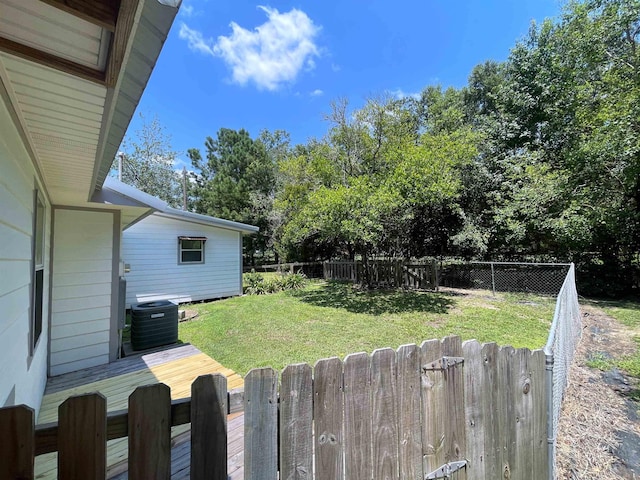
0, 0, 179, 207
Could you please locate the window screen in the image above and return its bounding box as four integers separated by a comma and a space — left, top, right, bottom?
178, 237, 206, 264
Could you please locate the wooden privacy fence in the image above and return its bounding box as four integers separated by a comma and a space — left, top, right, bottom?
0, 336, 547, 480
324, 260, 438, 290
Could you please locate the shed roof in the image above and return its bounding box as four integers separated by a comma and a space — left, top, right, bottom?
100, 177, 260, 233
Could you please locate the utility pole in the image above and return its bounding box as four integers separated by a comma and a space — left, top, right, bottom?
118, 152, 124, 181
182, 166, 187, 211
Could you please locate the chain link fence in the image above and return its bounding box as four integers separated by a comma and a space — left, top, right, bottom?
439, 261, 572, 295
544, 264, 582, 479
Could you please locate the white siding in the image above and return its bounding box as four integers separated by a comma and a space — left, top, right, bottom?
50, 209, 114, 376
122, 214, 242, 307
0, 93, 49, 413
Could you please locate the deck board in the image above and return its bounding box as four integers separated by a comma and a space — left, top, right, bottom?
35, 344, 244, 480
110, 414, 246, 480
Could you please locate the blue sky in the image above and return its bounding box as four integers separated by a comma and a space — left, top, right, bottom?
128, 0, 564, 168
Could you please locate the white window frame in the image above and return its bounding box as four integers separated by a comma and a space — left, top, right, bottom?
178, 237, 206, 265
30, 189, 45, 355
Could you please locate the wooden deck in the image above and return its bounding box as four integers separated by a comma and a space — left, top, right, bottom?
34, 344, 244, 479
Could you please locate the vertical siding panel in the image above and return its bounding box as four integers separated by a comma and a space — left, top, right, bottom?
50, 209, 114, 376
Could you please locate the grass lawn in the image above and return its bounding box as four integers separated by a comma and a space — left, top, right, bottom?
179, 281, 556, 376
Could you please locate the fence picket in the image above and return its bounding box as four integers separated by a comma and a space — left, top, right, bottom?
531, 350, 549, 480
371, 348, 399, 479
462, 340, 484, 480
480, 342, 501, 479
512, 348, 533, 480
128, 383, 171, 480
280, 363, 313, 480
420, 338, 445, 473
191, 374, 228, 480
343, 352, 372, 480
314, 357, 344, 480
58, 393, 106, 479
397, 344, 423, 480
497, 346, 516, 479
244, 368, 278, 480
0, 405, 34, 480
442, 336, 467, 479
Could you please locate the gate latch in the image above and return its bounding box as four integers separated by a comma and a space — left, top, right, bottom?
425, 460, 468, 479
422, 356, 464, 371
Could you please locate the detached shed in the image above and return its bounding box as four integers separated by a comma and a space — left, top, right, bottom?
122, 208, 258, 307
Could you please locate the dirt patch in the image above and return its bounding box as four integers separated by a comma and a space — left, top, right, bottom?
556, 305, 640, 479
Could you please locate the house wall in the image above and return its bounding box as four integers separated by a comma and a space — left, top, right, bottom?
50, 208, 117, 376
0, 95, 50, 413
122, 214, 243, 307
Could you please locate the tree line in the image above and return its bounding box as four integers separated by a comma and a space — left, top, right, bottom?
117, 0, 639, 296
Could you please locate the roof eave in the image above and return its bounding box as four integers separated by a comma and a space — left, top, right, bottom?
90, 0, 180, 199
160, 208, 260, 234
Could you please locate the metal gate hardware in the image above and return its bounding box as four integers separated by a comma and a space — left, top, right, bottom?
425, 460, 468, 479
422, 356, 464, 371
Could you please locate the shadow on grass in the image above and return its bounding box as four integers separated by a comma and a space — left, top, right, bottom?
289, 281, 454, 315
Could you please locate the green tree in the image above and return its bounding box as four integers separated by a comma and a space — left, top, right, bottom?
188, 128, 276, 263
114, 114, 182, 207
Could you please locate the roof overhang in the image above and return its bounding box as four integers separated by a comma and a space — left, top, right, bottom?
98, 178, 260, 234
160, 208, 260, 234
0, 0, 180, 207
95, 176, 167, 228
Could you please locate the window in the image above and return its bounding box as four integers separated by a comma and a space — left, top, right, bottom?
178, 236, 206, 264
31, 191, 45, 352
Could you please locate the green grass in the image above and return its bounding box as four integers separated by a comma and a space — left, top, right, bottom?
179, 281, 555, 376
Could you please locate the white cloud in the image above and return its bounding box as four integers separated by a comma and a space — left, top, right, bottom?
180, 4, 194, 17
389, 88, 421, 100
310, 89, 323, 97
179, 23, 215, 55
179, 6, 321, 91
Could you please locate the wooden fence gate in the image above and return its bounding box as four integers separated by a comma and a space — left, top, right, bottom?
324, 260, 438, 290
0, 336, 548, 480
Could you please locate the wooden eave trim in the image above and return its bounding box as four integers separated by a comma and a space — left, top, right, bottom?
0, 36, 105, 85
105, 0, 139, 88
38, 0, 119, 32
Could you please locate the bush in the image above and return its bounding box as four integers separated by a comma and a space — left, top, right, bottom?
244, 271, 265, 295
281, 272, 307, 290
243, 271, 307, 295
